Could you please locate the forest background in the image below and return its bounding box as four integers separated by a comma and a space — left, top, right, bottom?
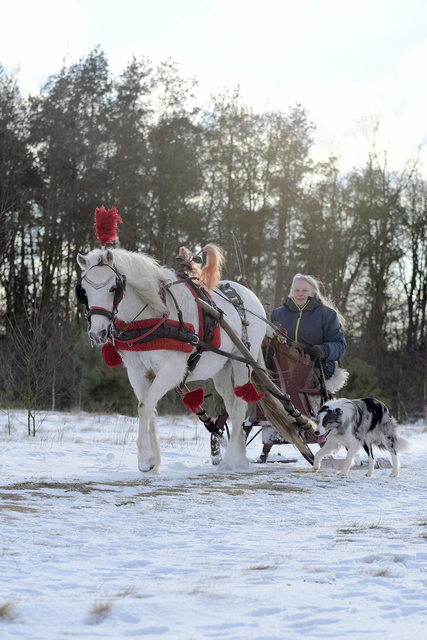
1, 48, 427, 426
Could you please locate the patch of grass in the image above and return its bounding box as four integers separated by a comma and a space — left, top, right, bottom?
3, 480, 113, 495
370, 567, 391, 577
87, 600, 113, 624
0, 503, 37, 513
115, 587, 137, 597
0, 493, 25, 502
337, 526, 360, 535
368, 520, 384, 531
2, 476, 308, 502
413, 519, 427, 527
0, 601, 17, 622
337, 515, 388, 535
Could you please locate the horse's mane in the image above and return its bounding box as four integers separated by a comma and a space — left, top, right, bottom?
112, 249, 168, 315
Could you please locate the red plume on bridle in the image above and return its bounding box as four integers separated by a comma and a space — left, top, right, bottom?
94, 206, 122, 247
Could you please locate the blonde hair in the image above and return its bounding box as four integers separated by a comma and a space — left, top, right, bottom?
290, 273, 345, 329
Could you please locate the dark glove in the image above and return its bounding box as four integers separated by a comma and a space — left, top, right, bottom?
308, 345, 326, 360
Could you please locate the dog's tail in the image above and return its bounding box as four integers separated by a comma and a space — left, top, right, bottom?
395, 436, 411, 453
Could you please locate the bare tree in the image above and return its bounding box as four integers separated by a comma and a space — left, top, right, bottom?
0, 304, 80, 435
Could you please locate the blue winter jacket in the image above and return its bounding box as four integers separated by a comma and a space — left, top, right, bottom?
270, 297, 346, 377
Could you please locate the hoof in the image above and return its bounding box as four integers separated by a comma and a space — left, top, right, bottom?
211, 455, 222, 466
311, 467, 319, 473
138, 459, 156, 472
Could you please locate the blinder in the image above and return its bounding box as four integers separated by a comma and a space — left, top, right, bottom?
75, 283, 88, 308
112, 275, 126, 309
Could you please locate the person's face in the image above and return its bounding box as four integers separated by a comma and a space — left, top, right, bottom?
292, 279, 313, 307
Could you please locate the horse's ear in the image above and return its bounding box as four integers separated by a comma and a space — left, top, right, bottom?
104, 249, 114, 265
77, 253, 88, 270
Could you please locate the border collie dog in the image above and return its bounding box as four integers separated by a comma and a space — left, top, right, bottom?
312, 398, 409, 477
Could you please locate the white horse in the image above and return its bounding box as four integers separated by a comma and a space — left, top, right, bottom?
76, 246, 268, 473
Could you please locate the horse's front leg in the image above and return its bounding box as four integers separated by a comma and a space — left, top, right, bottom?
124, 359, 159, 472
132, 356, 186, 473
136, 401, 160, 473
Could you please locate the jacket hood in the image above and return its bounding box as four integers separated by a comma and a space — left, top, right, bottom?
284, 297, 322, 312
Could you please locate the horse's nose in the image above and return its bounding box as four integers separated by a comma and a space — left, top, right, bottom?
89, 328, 108, 344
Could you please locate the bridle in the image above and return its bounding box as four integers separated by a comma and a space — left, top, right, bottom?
75, 255, 127, 328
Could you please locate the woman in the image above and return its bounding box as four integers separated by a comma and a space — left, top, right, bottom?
270, 274, 346, 379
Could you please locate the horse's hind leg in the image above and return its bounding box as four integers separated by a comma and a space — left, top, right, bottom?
213, 361, 248, 469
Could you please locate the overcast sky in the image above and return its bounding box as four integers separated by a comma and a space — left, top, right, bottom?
2, 0, 427, 171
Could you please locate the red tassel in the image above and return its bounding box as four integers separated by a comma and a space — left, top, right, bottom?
102, 342, 123, 367
182, 387, 204, 413
234, 383, 265, 402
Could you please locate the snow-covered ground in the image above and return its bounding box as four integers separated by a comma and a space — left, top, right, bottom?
1, 409, 426, 640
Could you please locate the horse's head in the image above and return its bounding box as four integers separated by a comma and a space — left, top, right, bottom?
76, 249, 126, 345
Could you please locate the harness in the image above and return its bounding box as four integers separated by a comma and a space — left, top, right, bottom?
218, 282, 250, 349
76, 262, 261, 374
109, 276, 220, 357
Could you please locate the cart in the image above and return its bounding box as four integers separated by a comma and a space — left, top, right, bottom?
239, 335, 391, 471
242, 334, 327, 463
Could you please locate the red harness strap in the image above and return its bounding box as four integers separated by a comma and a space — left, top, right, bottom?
101, 281, 221, 367
101, 316, 196, 366
113, 316, 195, 353
184, 283, 221, 350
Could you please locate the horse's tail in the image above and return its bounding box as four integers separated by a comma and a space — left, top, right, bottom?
199, 244, 225, 291
251, 346, 315, 459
